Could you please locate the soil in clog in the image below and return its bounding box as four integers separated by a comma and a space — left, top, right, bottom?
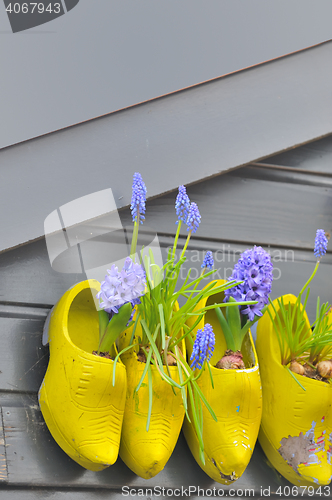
92, 351, 114, 360
137, 348, 177, 366
289, 359, 332, 383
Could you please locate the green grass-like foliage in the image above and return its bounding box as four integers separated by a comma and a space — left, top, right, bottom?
125, 246, 256, 463
267, 260, 332, 368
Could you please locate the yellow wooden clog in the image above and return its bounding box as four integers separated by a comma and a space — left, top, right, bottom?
183, 280, 262, 484
256, 294, 332, 486
38, 280, 127, 471
118, 312, 186, 479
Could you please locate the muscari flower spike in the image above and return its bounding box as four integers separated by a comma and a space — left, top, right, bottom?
202, 251, 214, 270
175, 185, 190, 223
186, 202, 201, 234
130, 172, 147, 224
314, 229, 328, 259
97, 257, 146, 317
224, 246, 273, 322
190, 323, 215, 370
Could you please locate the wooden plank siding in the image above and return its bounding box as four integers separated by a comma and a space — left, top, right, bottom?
0, 141, 332, 498
2, 41, 332, 253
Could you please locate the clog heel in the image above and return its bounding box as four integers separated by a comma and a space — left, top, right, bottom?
183, 280, 262, 484
38, 280, 127, 471
256, 294, 332, 486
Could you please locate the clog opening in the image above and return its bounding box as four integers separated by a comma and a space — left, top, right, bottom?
205, 291, 256, 369
68, 287, 99, 353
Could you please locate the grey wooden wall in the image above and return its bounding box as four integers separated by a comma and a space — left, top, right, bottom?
2, 40, 332, 255
0, 135, 331, 499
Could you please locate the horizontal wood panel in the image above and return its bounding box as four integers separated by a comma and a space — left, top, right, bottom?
1, 404, 285, 491
0, 156, 331, 493
120, 168, 332, 251
2, 41, 332, 252
0, 237, 331, 320
0, 490, 128, 500
0, 409, 7, 484
0, 318, 48, 394
1, 165, 331, 305
259, 134, 332, 175
0, 259, 330, 395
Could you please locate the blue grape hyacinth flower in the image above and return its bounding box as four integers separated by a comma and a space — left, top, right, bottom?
186, 202, 201, 234
314, 229, 328, 259
190, 323, 215, 370
202, 251, 214, 270
131, 172, 147, 223
175, 185, 190, 223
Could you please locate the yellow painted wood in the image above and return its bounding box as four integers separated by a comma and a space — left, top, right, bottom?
256, 294, 332, 486
38, 280, 127, 471
183, 280, 262, 484
118, 310, 186, 479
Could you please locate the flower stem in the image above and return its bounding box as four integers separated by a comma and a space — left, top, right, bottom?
130, 210, 140, 257
180, 230, 192, 260
172, 220, 182, 261
299, 260, 320, 296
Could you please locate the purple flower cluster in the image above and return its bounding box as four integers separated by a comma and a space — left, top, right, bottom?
175, 185, 190, 223
97, 257, 146, 316
186, 202, 201, 234
190, 323, 215, 370
131, 173, 147, 223
224, 246, 273, 322
314, 229, 328, 259
174, 185, 201, 234
202, 251, 214, 270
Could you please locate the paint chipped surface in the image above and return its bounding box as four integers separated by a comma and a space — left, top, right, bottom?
278, 421, 321, 473
211, 458, 237, 483
327, 432, 332, 465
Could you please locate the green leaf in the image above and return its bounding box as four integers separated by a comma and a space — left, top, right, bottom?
158, 304, 166, 350
98, 310, 109, 347
140, 320, 182, 389
136, 325, 160, 392
286, 366, 306, 391
206, 361, 214, 390
129, 311, 140, 345
146, 366, 153, 432
226, 297, 242, 351
215, 306, 235, 351
188, 383, 204, 452
112, 343, 138, 386
192, 380, 217, 422
99, 302, 133, 352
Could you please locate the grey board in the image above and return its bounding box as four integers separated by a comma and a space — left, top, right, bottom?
0, 258, 331, 396
2, 0, 332, 149
0, 160, 331, 496
1, 171, 332, 306
3, 42, 332, 253
255, 134, 332, 176
0, 402, 287, 493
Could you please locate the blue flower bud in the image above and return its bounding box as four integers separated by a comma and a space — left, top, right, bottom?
175, 185, 190, 223
190, 324, 215, 370
186, 202, 201, 234
314, 229, 328, 259
202, 251, 214, 270
130, 172, 147, 223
